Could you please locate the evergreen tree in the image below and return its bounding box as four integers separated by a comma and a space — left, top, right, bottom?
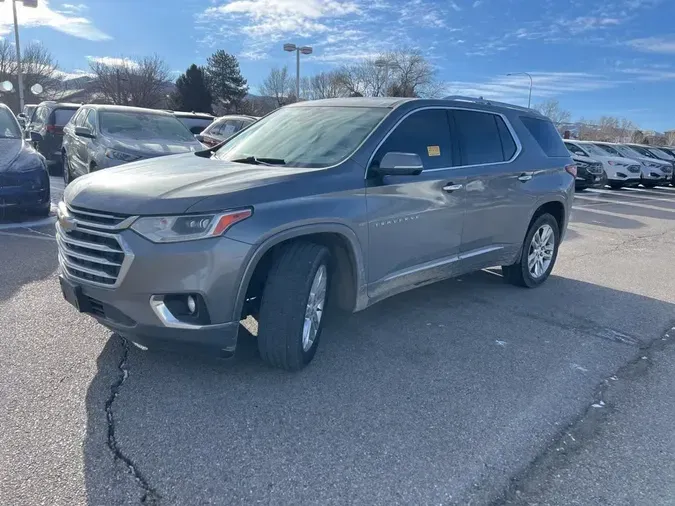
206, 50, 248, 112
173, 64, 212, 113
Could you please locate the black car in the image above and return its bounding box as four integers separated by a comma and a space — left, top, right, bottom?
0, 104, 50, 217
172, 111, 215, 134
25, 101, 80, 169
572, 154, 606, 190
196, 114, 258, 147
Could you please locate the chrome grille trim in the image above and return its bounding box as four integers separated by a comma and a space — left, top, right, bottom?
66, 204, 138, 231
56, 218, 134, 289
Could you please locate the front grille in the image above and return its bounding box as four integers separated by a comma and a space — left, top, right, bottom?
67, 205, 132, 229
627, 165, 641, 174
56, 206, 134, 287
587, 163, 603, 175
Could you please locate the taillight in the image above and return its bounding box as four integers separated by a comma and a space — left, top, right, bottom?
565, 164, 577, 177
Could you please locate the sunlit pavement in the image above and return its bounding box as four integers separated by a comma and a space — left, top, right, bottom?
1, 181, 674, 505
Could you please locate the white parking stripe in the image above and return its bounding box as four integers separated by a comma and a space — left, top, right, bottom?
573, 197, 675, 213
580, 189, 675, 203
0, 231, 56, 241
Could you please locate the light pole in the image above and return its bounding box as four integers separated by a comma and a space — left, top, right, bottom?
374, 59, 390, 97
2, 0, 39, 112
283, 43, 312, 101
507, 72, 533, 108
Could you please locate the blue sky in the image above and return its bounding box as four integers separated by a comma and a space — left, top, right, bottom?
1, 0, 674, 130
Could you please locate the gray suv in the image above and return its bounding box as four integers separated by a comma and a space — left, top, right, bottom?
56, 97, 574, 370
61, 105, 203, 183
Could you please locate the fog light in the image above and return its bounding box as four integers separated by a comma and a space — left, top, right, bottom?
187, 295, 197, 314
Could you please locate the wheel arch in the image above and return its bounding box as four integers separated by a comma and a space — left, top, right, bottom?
233, 223, 367, 321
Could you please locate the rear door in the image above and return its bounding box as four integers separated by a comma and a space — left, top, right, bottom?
451, 108, 534, 267
365, 108, 467, 300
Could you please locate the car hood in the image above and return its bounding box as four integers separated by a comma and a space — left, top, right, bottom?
635, 156, 670, 167
0, 138, 43, 171
64, 152, 317, 215
107, 136, 202, 157
572, 155, 599, 164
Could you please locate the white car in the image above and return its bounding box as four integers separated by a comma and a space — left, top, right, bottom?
564, 140, 641, 189
594, 142, 672, 188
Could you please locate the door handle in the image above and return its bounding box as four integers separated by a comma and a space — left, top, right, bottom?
518, 172, 533, 182
443, 183, 463, 192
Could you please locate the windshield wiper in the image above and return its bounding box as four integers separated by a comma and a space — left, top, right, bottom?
231, 156, 286, 166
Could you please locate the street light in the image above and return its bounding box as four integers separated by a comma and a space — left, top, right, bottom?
283, 43, 312, 101
507, 72, 533, 108
374, 59, 390, 97
1, 0, 39, 112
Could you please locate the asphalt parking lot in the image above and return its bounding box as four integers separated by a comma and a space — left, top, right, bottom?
1, 178, 674, 505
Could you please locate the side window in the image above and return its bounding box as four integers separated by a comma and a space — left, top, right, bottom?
565, 142, 586, 157
495, 116, 517, 160
208, 120, 225, 136
374, 109, 452, 170
83, 110, 98, 132
71, 108, 85, 127
454, 109, 505, 166
520, 116, 569, 157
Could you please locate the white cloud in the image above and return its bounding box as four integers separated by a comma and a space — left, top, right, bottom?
446, 72, 620, 103
449, 1, 461, 11
87, 56, 139, 68
472, 0, 483, 6
628, 37, 675, 54
60, 3, 88, 14
0, 0, 109, 41
618, 67, 675, 81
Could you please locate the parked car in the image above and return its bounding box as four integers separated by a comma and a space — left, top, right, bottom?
17, 104, 37, 129
569, 153, 606, 190
56, 96, 574, 370
171, 111, 215, 134
632, 144, 675, 186
25, 101, 80, 170
654, 146, 675, 184
61, 104, 204, 184
594, 142, 671, 188
0, 103, 50, 217
196, 115, 258, 147
564, 140, 640, 189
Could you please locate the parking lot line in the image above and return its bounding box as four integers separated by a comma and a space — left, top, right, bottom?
582, 189, 675, 203
573, 196, 675, 213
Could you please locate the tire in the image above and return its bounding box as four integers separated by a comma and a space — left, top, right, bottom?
502, 213, 560, 288
30, 203, 51, 218
62, 153, 72, 185
257, 242, 330, 371
643, 182, 656, 188
609, 182, 622, 189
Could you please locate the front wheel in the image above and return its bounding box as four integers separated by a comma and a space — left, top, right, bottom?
257, 242, 330, 371
502, 213, 560, 288
62, 153, 72, 185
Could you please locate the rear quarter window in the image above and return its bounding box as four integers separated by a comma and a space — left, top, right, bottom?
520, 116, 569, 157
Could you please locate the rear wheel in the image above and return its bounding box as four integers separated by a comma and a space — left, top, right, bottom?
62, 152, 72, 184
502, 213, 560, 288
257, 242, 330, 371
642, 182, 656, 188
609, 182, 623, 189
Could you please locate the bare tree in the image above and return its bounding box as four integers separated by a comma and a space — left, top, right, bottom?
578, 116, 638, 142
259, 66, 295, 107
666, 131, 675, 146
0, 40, 60, 111
89, 55, 170, 108
309, 70, 348, 99
335, 59, 388, 97
534, 99, 571, 129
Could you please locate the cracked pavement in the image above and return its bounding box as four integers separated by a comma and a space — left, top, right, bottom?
1, 183, 675, 505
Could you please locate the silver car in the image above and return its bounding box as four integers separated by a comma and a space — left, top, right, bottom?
61, 105, 203, 184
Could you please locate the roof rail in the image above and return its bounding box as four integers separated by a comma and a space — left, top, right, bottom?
442, 95, 537, 114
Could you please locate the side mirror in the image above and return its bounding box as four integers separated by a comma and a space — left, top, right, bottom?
372, 152, 424, 176
18, 113, 26, 119
75, 126, 95, 139
17, 117, 26, 128
29, 131, 43, 142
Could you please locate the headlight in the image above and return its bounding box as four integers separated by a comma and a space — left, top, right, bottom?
7, 154, 46, 173
105, 149, 142, 162
607, 160, 626, 166
131, 209, 252, 243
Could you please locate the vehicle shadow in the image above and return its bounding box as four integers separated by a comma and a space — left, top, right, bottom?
570, 208, 645, 230
0, 233, 58, 304
82, 270, 675, 505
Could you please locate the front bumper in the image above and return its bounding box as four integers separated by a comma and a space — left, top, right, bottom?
0, 168, 50, 210
575, 171, 606, 189
57, 223, 253, 354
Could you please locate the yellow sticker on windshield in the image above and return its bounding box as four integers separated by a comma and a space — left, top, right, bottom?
427, 145, 441, 156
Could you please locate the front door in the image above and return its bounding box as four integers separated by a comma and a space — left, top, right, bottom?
365, 108, 466, 301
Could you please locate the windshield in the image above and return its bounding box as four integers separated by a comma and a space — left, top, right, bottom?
595, 143, 621, 156
0, 108, 22, 139
100, 111, 195, 142
214, 106, 389, 168
649, 148, 674, 160
629, 145, 656, 158
617, 145, 647, 159
582, 143, 608, 157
